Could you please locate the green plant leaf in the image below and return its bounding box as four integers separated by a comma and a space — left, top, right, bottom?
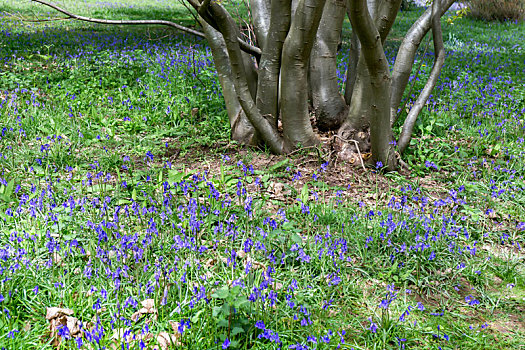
212, 286, 229, 299
231, 327, 244, 336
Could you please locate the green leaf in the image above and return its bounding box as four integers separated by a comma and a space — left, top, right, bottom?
212, 306, 222, 317
291, 233, 303, 245
233, 295, 248, 307
300, 184, 309, 203
191, 309, 205, 323
217, 317, 229, 328
269, 159, 289, 172
212, 286, 229, 299
221, 304, 231, 316
231, 327, 244, 336
168, 169, 185, 183
5, 179, 15, 199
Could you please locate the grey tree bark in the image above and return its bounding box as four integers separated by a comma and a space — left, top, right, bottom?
200, 19, 258, 145
309, 0, 347, 131
343, 32, 360, 105
205, 2, 284, 154
250, 0, 271, 49
255, 0, 292, 127
339, 0, 401, 155
347, 0, 396, 168
280, 0, 326, 151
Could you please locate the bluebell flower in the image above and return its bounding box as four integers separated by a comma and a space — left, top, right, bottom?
368, 318, 378, 333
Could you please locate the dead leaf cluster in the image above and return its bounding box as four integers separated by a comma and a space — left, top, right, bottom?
131, 298, 158, 322
45, 307, 82, 347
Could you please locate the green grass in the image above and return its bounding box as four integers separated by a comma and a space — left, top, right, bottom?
0, 1, 524, 349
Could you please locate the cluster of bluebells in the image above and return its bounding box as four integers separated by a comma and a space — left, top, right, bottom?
1, 6, 524, 348
0, 150, 512, 347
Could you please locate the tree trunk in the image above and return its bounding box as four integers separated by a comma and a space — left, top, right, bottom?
309, 0, 347, 131
250, 0, 271, 49
343, 32, 360, 105
347, 0, 397, 169
200, 19, 258, 145
256, 0, 292, 127
281, 0, 326, 151
340, 0, 401, 144
208, 2, 283, 154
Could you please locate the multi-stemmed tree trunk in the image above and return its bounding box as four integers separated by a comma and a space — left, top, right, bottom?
31, 0, 456, 170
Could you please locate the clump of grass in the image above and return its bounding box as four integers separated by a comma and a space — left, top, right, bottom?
467, 0, 525, 22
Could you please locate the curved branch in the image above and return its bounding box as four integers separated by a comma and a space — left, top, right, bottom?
30, 0, 204, 37
390, 0, 455, 124
397, 0, 445, 154
29, 0, 262, 58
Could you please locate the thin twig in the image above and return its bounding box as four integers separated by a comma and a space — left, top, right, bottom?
177, 0, 202, 30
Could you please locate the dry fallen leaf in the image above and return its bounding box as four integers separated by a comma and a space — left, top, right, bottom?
205, 258, 217, 268
141, 299, 155, 311
155, 331, 182, 349
245, 257, 266, 271
66, 316, 82, 337
168, 321, 181, 335
52, 252, 63, 265
131, 299, 158, 322
45, 307, 82, 348
46, 307, 74, 320
273, 282, 284, 291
